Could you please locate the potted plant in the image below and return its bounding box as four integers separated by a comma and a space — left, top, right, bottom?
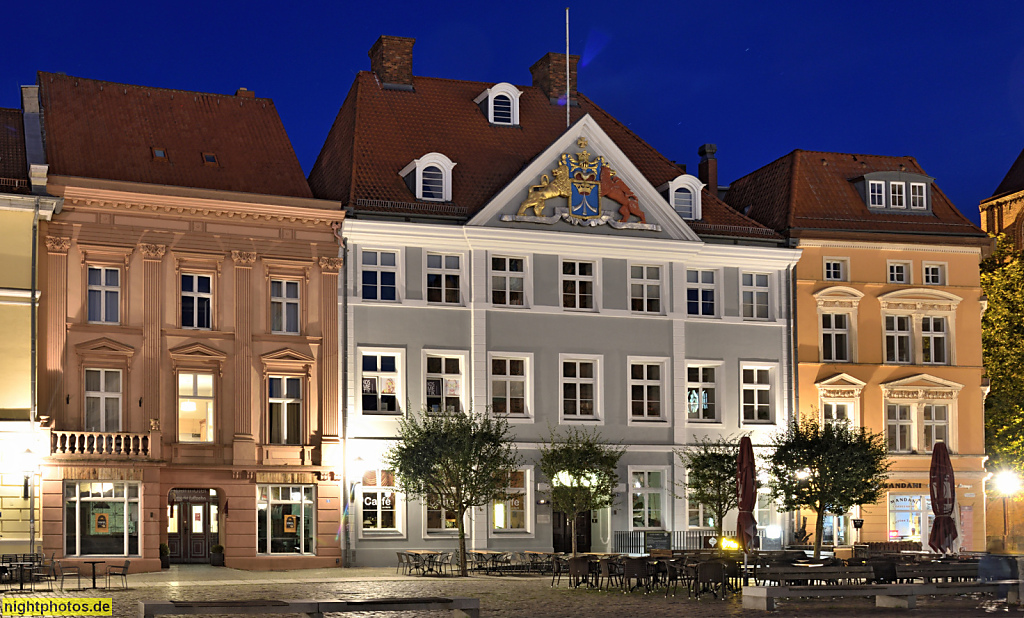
159, 543, 170, 569
210, 544, 225, 567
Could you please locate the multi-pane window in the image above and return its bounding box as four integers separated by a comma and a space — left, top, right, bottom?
492, 470, 526, 530
64, 481, 140, 556
630, 265, 661, 313
85, 368, 121, 432
910, 183, 926, 209
924, 264, 944, 285
923, 404, 948, 451
886, 404, 912, 452
629, 362, 662, 420
257, 485, 315, 554
686, 269, 716, 316
426, 494, 458, 532
822, 402, 851, 425
87, 267, 120, 323
270, 280, 300, 334
177, 372, 214, 442
686, 367, 717, 421
885, 315, 912, 363
427, 254, 460, 304
268, 376, 301, 445
361, 250, 397, 301
631, 470, 664, 530
824, 260, 845, 281
821, 313, 850, 362
421, 165, 444, 201
562, 260, 595, 310
491, 257, 525, 306
742, 273, 770, 319
688, 500, 717, 529
888, 263, 909, 284
869, 181, 885, 207
181, 273, 212, 329
673, 188, 694, 219
921, 317, 947, 364
562, 359, 596, 418
491, 357, 526, 416
361, 352, 400, 414
742, 367, 771, 423
890, 182, 906, 208
492, 94, 513, 124
361, 470, 397, 531
426, 355, 462, 414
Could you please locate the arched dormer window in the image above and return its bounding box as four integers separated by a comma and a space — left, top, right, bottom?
474, 82, 522, 126
659, 174, 704, 220
400, 153, 456, 202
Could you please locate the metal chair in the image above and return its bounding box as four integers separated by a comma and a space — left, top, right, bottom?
694, 560, 726, 600
622, 557, 650, 593
568, 556, 591, 588
395, 552, 409, 575
550, 555, 569, 586
597, 557, 623, 591
54, 561, 80, 591
105, 560, 130, 589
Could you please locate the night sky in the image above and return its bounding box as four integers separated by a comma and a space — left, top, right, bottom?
5, 1, 1024, 226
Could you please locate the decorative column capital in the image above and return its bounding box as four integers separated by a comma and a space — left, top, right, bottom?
231, 250, 257, 266
138, 243, 166, 260
45, 236, 71, 254
318, 257, 343, 272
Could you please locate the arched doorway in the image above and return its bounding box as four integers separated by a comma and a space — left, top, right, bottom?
167, 488, 219, 564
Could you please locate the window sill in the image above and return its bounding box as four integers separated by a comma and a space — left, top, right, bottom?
360, 411, 403, 417
687, 418, 722, 424
561, 307, 599, 313
359, 530, 406, 540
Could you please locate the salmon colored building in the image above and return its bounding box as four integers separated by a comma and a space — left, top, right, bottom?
28, 74, 344, 572
726, 151, 991, 551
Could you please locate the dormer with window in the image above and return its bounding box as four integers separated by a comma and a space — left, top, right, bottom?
855, 171, 934, 213
474, 82, 522, 126
400, 152, 456, 202
659, 174, 704, 221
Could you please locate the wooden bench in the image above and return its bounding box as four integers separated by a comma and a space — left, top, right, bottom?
139, 597, 480, 618
757, 565, 874, 586
742, 580, 1019, 611
895, 562, 978, 583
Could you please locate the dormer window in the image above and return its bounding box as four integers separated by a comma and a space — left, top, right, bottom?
860, 172, 933, 213
660, 174, 704, 221
400, 152, 456, 202
474, 82, 522, 126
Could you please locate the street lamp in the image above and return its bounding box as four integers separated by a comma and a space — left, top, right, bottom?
994, 470, 1021, 552
13, 447, 40, 556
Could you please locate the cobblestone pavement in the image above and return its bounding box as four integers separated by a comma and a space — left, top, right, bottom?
2, 566, 1021, 617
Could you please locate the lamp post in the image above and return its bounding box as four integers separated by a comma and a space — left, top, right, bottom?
15, 447, 40, 556
994, 470, 1021, 552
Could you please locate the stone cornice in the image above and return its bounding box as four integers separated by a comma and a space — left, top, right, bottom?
231, 251, 257, 265
318, 257, 343, 272
138, 243, 166, 260
45, 236, 71, 254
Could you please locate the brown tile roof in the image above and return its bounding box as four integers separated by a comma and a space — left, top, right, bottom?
724, 150, 986, 241
309, 72, 779, 241
989, 146, 1024, 200
0, 108, 30, 194
37, 72, 312, 198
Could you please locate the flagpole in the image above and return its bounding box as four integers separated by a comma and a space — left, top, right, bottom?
565, 7, 570, 128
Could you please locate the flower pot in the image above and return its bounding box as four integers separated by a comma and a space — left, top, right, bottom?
161, 555, 170, 569
211, 553, 224, 567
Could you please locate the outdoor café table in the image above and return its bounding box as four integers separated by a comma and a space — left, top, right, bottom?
83, 560, 105, 589
468, 550, 503, 575
524, 551, 554, 573
10, 562, 32, 591
405, 551, 440, 576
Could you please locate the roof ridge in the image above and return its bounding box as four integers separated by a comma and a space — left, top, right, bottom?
576, 93, 683, 176
347, 74, 365, 208
37, 71, 274, 102
787, 151, 800, 232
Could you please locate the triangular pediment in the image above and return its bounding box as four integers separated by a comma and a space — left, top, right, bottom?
260, 348, 315, 364
169, 342, 227, 362
816, 373, 867, 388
881, 374, 963, 391
75, 337, 135, 356
468, 114, 700, 242
815, 373, 866, 398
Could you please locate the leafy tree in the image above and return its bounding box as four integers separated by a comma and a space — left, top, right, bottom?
385, 409, 521, 576
767, 418, 890, 559
675, 436, 742, 538
980, 233, 1024, 474
539, 427, 625, 556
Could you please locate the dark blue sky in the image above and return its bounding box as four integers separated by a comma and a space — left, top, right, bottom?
5, 0, 1024, 226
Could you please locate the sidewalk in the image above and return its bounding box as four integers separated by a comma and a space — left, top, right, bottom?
128, 565, 408, 588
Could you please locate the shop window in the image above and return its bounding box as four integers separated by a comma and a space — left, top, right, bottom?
361, 470, 400, 534
256, 484, 315, 554
64, 481, 140, 556
630, 468, 665, 530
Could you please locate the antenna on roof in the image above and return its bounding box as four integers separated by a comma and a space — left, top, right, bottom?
566, 6, 570, 128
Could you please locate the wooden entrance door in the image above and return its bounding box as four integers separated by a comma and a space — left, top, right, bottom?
552, 511, 591, 554
168, 489, 219, 564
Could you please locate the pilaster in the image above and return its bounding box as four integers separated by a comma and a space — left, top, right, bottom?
318, 257, 342, 466
232, 251, 257, 465
43, 236, 70, 426
139, 243, 165, 434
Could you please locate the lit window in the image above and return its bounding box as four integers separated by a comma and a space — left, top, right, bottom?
361, 351, 401, 414
673, 188, 694, 219
686, 366, 717, 422
630, 265, 661, 313
561, 358, 598, 419
890, 182, 906, 208
885, 315, 912, 364
742, 272, 770, 319
631, 470, 665, 530
257, 484, 315, 553
561, 260, 595, 310
362, 250, 398, 301
177, 372, 214, 442
270, 280, 300, 334
491, 256, 525, 306
821, 313, 850, 362
268, 376, 302, 445
492, 470, 527, 531
181, 273, 212, 329
85, 368, 121, 432
491, 357, 527, 416
923, 404, 948, 451
688, 500, 717, 529
426, 494, 459, 532
910, 183, 926, 209
425, 354, 462, 414
869, 181, 885, 207
686, 269, 716, 317
87, 267, 120, 323
426, 253, 460, 304
886, 404, 912, 452
361, 470, 398, 531
921, 317, 947, 364
629, 361, 663, 420
63, 481, 140, 556
741, 367, 772, 423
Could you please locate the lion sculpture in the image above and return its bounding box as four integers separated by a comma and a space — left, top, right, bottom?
599, 167, 646, 224
517, 164, 571, 217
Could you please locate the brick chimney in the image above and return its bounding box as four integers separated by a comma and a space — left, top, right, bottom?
530, 52, 580, 103
698, 144, 718, 197
234, 87, 255, 98
369, 35, 415, 88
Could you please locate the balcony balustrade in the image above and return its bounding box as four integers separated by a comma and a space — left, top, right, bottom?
51, 430, 151, 458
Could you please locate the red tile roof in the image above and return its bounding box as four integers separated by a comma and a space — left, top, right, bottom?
309, 72, 779, 241
0, 108, 30, 194
989, 146, 1024, 200
37, 72, 312, 199
724, 150, 986, 242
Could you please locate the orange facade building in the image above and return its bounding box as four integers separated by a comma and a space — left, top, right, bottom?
29, 74, 344, 571
726, 151, 991, 550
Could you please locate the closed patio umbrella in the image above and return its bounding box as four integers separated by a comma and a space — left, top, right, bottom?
737, 436, 758, 553
927, 441, 958, 553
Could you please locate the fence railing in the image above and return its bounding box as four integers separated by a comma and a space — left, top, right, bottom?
613, 529, 766, 553
51, 430, 151, 458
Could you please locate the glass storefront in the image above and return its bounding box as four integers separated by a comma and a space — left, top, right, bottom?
257, 484, 316, 554
64, 481, 139, 556
888, 494, 932, 543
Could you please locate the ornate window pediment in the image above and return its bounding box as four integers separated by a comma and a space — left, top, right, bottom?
814, 372, 866, 399
814, 285, 864, 309
881, 373, 963, 400
75, 337, 135, 359
877, 288, 961, 313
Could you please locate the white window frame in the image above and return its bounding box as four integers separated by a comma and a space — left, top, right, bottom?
685, 361, 721, 423
423, 350, 468, 415
910, 182, 927, 210
85, 368, 122, 432
560, 258, 598, 312
256, 484, 317, 554
627, 356, 669, 425
922, 404, 949, 452
359, 248, 401, 303
890, 182, 906, 209
87, 266, 121, 324
358, 469, 405, 539
399, 152, 456, 202
473, 82, 522, 126
63, 481, 141, 557
558, 353, 602, 424
268, 375, 303, 445
922, 262, 946, 286
661, 174, 704, 221
821, 400, 854, 426
820, 312, 851, 363
884, 314, 913, 364
425, 252, 464, 306
629, 263, 663, 315
869, 180, 886, 207
177, 371, 215, 443
687, 497, 718, 530
920, 316, 948, 365
181, 272, 213, 330
629, 466, 669, 531
740, 363, 775, 425
489, 467, 534, 537
685, 268, 718, 318
887, 261, 911, 284
886, 402, 913, 453
422, 494, 470, 538
487, 351, 533, 423
489, 255, 528, 308
270, 279, 301, 335
358, 347, 404, 416
823, 257, 848, 282
741, 272, 771, 320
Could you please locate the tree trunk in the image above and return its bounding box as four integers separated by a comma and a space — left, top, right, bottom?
457, 507, 468, 577
813, 508, 825, 560
570, 511, 578, 557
